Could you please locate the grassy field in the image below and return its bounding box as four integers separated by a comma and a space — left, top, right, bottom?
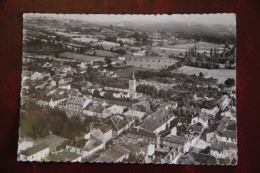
91, 41, 120, 49
55, 31, 87, 38
160, 42, 226, 54
85, 50, 118, 57
125, 56, 179, 69
172, 66, 236, 83
113, 66, 160, 78
59, 52, 104, 61
71, 37, 98, 43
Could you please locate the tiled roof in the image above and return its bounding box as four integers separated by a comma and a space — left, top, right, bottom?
163, 147, 179, 164
120, 142, 141, 154
189, 152, 217, 165
104, 117, 128, 131
83, 136, 103, 152
140, 108, 175, 132
99, 124, 111, 134
128, 127, 157, 138
95, 145, 130, 163
50, 151, 81, 161
104, 83, 129, 89
20, 143, 49, 156
66, 139, 88, 149
161, 135, 189, 145
222, 130, 236, 139
186, 124, 203, 132
211, 141, 237, 151
67, 96, 86, 106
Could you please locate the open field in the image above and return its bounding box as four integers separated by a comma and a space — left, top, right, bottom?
125, 56, 179, 69
160, 42, 227, 54
59, 52, 104, 62
71, 37, 98, 43
55, 31, 87, 38
172, 66, 236, 83
85, 50, 118, 57
91, 41, 120, 49
33, 135, 67, 152
113, 66, 160, 78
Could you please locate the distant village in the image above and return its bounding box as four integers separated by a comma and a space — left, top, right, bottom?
18, 14, 237, 165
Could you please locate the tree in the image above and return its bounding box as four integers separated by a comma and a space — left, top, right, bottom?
93, 89, 101, 98
105, 57, 112, 64
199, 72, 204, 78
224, 78, 235, 87
118, 40, 124, 47
104, 92, 113, 100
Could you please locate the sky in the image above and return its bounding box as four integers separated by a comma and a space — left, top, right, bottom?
25, 13, 236, 25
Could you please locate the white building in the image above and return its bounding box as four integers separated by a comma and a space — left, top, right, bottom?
19, 143, 49, 161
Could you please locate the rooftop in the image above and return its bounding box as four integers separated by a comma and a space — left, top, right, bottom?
20, 143, 49, 156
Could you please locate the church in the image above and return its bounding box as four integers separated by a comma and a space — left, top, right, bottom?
103, 70, 137, 99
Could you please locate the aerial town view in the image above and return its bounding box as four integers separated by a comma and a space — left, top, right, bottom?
18, 14, 237, 165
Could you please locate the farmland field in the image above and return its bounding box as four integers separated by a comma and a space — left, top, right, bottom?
59, 52, 104, 62
172, 66, 236, 83
91, 41, 120, 49
85, 50, 118, 57
71, 37, 98, 43
160, 42, 227, 55
113, 66, 160, 78
55, 31, 87, 38
125, 56, 179, 69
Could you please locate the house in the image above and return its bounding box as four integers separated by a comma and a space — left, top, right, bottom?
124, 110, 145, 119
216, 95, 230, 110
21, 71, 31, 81
186, 124, 204, 136
162, 147, 183, 164
94, 145, 130, 163
159, 135, 191, 153
140, 106, 176, 134
83, 101, 105, 117
201, 106, 220, 120
118, 56, 126, 60
206, 116, 237, 143
58, 77, 73, 85
35, 77, 57, 90
126, 127, 159, 145
119, 142, 142, 159
132, 100, 150, 112
89, 123, 113, 143
58, 83, 71, 90
66, 136, 104, 159
19, 143, 49, 161
180, 152, 217, 165
222, 130, 237, 143
221, 109, 236, 122
102, 105, 126, 117
205, 122, 226, 143
104, 116, 134, 137
49, 151, 82, 162
191, 112, 209, 128
47, 94, 67, 108
67, 96, 92, 116
17, 140, 34, 154
31, 72, 50, 81
210, 141, 237, 160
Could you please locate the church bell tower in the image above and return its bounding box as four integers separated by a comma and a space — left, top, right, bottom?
129, 70, 137, 99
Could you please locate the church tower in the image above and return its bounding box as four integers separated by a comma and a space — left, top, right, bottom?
129, 70, 137, 99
